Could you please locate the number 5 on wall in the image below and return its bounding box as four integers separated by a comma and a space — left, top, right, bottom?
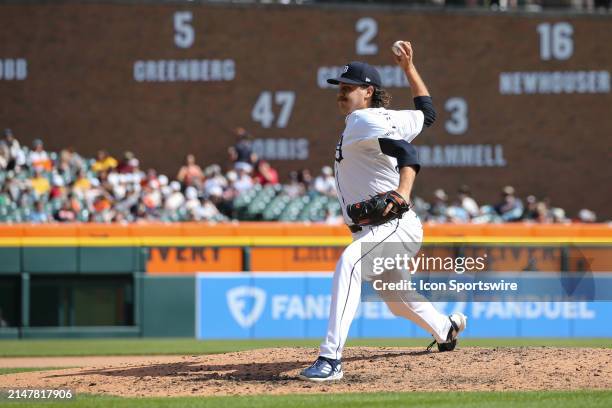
174, 11, 194, 49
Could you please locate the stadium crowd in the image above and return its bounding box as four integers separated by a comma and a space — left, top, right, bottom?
0, 128, 599, 224
283, 0, 612, 13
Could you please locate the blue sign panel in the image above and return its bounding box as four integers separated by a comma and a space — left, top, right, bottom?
196, 273, 612, 339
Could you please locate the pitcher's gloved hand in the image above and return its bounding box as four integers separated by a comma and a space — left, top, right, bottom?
347, 190, 410, 227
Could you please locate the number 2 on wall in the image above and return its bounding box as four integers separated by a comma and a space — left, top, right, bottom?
355, 17, 378, 55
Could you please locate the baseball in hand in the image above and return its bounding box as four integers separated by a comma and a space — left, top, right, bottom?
391, 41, 404, 56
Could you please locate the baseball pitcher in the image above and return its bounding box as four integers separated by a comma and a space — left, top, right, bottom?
300, 41, 467, 382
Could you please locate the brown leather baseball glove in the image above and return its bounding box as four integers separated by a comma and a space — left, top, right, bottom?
346, 190, 410, 227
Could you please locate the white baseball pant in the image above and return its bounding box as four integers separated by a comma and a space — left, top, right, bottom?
319, 210, 452, 360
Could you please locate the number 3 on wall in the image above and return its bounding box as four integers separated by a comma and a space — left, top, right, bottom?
445, 97, 468, 135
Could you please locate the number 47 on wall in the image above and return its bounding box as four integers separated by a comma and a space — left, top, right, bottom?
252, 91, 296, 128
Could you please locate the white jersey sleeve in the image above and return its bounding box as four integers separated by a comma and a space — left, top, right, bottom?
390, 109, 425, 143
343, 108, 425, 145
343, 109, 388, 144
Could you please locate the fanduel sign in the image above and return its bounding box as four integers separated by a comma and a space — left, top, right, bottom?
196, 273, 611, 339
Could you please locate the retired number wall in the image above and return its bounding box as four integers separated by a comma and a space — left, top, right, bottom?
0, 4, 610, 217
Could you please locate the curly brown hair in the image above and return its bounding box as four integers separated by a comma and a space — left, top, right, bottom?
370, 87, 392, 108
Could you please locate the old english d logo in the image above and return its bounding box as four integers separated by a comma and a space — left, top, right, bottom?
226, 286, 266, 329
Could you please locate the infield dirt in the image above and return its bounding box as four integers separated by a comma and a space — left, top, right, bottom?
1, 347, 610, 397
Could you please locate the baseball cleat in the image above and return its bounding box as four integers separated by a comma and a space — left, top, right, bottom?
427, 312, 467, 352
299, 356, 344, 382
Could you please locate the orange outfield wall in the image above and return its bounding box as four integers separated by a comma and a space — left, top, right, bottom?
0, 223, 610, 273
0, 222, 610, 238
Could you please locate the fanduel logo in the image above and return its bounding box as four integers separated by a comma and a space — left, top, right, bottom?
226, 286, 266, 328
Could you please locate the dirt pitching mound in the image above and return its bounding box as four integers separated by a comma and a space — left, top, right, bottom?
1, 347, 611, 397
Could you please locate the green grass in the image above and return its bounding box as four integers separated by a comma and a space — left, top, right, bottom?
2, 391, 611, 408
0, 338, 612, 357
0, 367, 67, 375
0, 338, 610, 358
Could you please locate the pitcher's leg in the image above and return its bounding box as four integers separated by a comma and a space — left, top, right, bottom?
382, 214, 462, 343
319, 241, 363, 360
385, 299, 451, 343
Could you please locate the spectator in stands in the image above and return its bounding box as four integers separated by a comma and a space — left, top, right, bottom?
298, 169, 314, 192
54, 200, 77, 222
285, 171, 305, 198
495, 185, 524, 222
29, 168, 50, 198
68, 192, 81, 212
578, 209, 597, 223
116, 151, 139, 174
49, 173, 66, 200
207, 185, 232, 218
0, 141, 9, 170
198, 198, 223, 221
3, 129, 26, 171
56, 151, 73, 185
253, 160, 279, 185
111, 211, 127, 224
429, 189, 449, 221
522, 195, 556, 223
313, 166, 337, 197
165, 181, 185, 211
228, 127, 255, 171
457, 185, 479, 218
64, 147, 84, 172
536, 201, 553, 223
113, 183, 139, 220
177, 154, 204, 188
4, 176, 23, 204
72, 169, 91, 196
184, 186, 201, 216
91, 150, 118, 173
550, 207, 569, 224
232, 167, 254, 194
143, 168, 161, 190
28, 139, 52, 172
489, 0, 518, 10
92, 192, 113, 222
522, 195, 538, 221
447, 200, 470, 223
203, 164, 228, 196
29, 200, 49, 223
141, 183, 162, 215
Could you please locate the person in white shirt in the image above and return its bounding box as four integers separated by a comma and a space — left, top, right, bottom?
313, 166, 337, 196
28, 139, 51, 172
300, 42, 467, 382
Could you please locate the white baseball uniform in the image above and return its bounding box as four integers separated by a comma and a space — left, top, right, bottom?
319, 107, 452, 360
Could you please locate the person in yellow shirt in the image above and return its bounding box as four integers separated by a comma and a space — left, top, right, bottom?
91, 150, 118, 173
30, 169, 50, 197
73, 170, 91, 192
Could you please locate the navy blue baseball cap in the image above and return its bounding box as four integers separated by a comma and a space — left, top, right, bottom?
327, 61, 382, 88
